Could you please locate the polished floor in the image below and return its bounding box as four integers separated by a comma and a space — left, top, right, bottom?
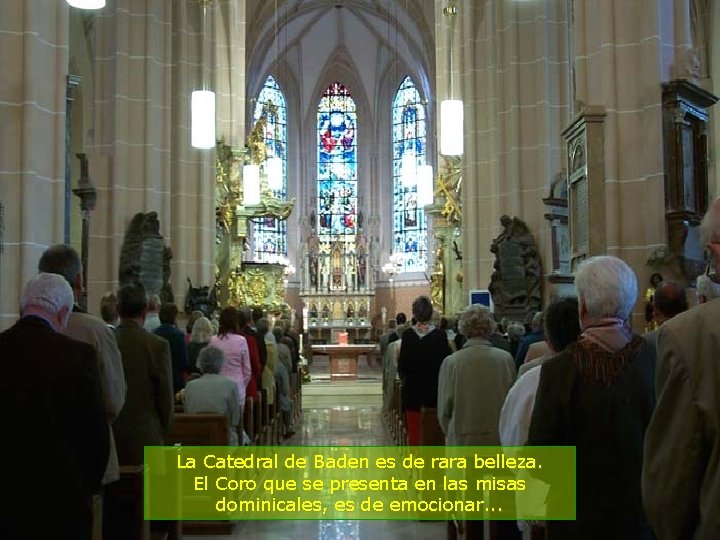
192, 399, 446, 539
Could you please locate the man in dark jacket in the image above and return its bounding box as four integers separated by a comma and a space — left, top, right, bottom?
153, 302, 188, 392
0, 273, 108, 539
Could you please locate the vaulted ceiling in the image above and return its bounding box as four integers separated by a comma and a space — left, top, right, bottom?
245, 0, 436, 119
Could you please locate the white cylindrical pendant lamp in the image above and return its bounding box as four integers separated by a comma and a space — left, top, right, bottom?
243, 165, 261, 205
191, 90, 216, 149
440, 99, 464, 156
67, 0, 106, 8
266, 157, 283, 192
417, 165, 434, 206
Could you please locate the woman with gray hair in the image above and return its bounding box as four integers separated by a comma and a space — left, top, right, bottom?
437, 304, 516, 446
528, 256, 655, 539
184, 346, 241, 445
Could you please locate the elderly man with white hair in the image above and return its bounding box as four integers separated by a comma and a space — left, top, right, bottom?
643, 196, 720, 540
0, 273, 109, 539
528, 256, 655, 540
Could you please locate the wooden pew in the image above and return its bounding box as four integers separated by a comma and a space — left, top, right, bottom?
166, 414, 234, 536
104, 465, 150, 540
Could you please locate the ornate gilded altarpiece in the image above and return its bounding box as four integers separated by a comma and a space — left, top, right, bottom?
214, 109, 295, 311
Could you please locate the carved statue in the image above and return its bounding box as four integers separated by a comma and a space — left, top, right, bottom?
184, 277, 217, 318
435, 156, 462, 225
307, 228, 320, 287
430, 242, 445, 313
119, 211, 174, 304
356, 228, 368, 286
488, 215, 541, 320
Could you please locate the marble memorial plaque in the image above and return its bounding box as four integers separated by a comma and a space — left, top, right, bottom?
139, 237, 164, 296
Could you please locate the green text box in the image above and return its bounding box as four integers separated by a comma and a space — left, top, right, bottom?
144, 446, 575, 520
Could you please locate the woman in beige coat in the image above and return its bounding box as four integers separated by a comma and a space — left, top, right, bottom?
437, 304, 516, 446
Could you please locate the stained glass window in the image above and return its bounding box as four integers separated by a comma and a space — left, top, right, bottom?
392, 76, 427, 272
317, 82, 357, 248
252, 75, 287, 262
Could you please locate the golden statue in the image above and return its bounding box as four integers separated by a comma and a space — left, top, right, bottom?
430, 241, 445, 313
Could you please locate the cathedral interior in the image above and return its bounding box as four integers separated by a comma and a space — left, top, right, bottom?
2, 0, 720, 330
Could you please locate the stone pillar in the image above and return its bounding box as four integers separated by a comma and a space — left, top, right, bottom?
436, 0, 570, 302
0, 1, 69, 329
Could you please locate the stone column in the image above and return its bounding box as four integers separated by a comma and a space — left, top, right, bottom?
0, 1, 69, 329
436, 0, 571, 301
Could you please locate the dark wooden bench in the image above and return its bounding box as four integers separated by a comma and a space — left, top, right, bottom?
166, 414, 234, 536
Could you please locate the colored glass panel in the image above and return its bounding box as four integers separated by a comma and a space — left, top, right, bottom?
252, 75, 287, 261
392, 76, 427, 272
317, 82, 357, 249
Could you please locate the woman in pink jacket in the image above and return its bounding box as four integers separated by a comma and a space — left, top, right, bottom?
209, 307, 251, 432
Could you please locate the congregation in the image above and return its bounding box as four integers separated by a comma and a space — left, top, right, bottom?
3, 200, 720, 538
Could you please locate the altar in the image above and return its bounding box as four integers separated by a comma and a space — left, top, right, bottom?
311, 343, 377, 380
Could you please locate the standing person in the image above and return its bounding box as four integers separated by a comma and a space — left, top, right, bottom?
153, 302, 189, 392
388, 312, 407, 345
0, 273, 109, 539
113, 283, 174, 466
238, 307, 262, 401
438, 304, 515, 445
100, 292, 119, 328
38, 244, 126, 488
437, 305, 519, 540
210, 307, 251, 434
528, 256, 655, 539
641, 280, 688, 348
643, 197, 720, 540
184, 347, 240, 445
188, 316, 214, 373
397, 296, 452, 446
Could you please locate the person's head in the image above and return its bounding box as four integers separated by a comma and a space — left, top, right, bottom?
198, 346, 225, 374
159, 303, 179, 325
147, 294, 161, 313
701, 196, 720, 274
652, 281, 688, 323
37, 244, 83, 299
543, 297, 582, 354
117, 283, 148, 320
506, 322, 526, 341
395, 312, 407, 325
272, 326, 284, 342
574, 256, 637, 327
387, 319, 397, 330
20, 273, 74, 331
252, 307, 265, 323
186, 310, 203, 334
100, 292, 118, 326
457, 305, 496, 340
191, 316, 214, 343
650, 272, 664, 288
411, 296, 433, 323
696, 274, 720, 304
218, 307, 239, 336
439, 317, 449, 331
256, 317, 270, 336
237, 307, 250, 329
